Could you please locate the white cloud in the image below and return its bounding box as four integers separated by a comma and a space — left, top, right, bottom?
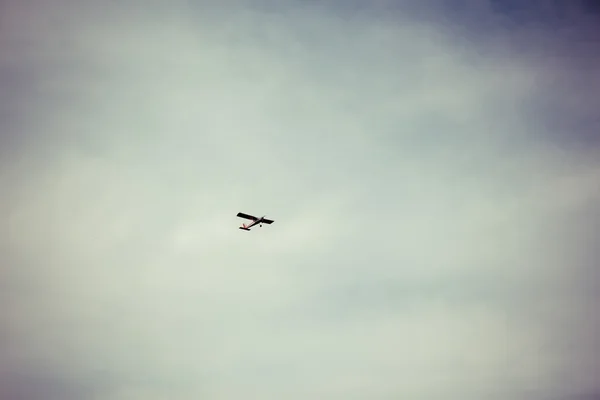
1, 1, 599, 399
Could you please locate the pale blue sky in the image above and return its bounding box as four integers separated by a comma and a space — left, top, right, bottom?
1, 1, 599, 399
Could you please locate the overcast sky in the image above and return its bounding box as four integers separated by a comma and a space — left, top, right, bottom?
1, 0, 599, 399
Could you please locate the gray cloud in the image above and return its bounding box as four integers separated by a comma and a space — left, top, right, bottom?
1, 0, 599, 399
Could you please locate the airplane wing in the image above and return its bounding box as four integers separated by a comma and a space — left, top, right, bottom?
237, 212, 257, 220
262, 218, 274, 224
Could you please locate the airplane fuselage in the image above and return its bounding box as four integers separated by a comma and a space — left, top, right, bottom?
244, 215, 265, 229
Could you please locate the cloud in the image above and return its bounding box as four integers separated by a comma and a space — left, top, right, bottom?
1, 0, 599, 399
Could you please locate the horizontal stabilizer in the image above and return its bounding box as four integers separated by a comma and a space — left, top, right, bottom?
239, 227, 251, 231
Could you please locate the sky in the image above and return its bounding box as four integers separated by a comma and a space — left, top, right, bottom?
1, 0, 599, 399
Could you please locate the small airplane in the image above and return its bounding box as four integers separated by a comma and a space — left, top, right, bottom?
236, 212, 274, 231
